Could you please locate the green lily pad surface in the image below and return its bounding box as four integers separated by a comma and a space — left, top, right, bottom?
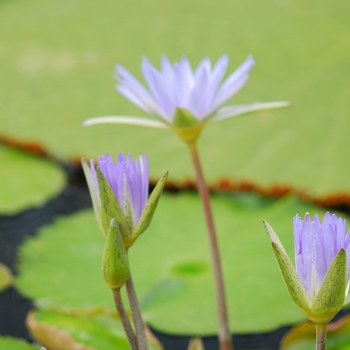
16, 192, 335, 334
0, 263, 13, 292
280, 316, 350, 350
0, 0, 350, 197
0, 146, 65, 213
26, 309, 161, 350
0, 337, 38, 350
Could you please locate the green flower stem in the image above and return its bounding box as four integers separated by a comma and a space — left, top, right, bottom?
112, 288, 139, 350
188, 142, 233, 350
315, 324, 327, 350
125, 272, 149, 350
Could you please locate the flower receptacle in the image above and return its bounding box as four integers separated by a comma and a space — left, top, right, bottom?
171, 108, 205, 144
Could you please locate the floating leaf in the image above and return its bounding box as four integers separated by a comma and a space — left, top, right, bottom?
0, 263, 13, 292
0, 146, 65, 213
280, 315, 350, 350
16, 192, 334, 334
26, 308, 162, 350
0, 337, 38, 350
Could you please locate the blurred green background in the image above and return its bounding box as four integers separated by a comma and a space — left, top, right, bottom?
1, 0, 350, 199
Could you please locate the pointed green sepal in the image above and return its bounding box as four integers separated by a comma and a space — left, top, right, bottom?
211, 101, 291, 122
263, 220, 288, 254
309, 249, 347, 324
96, 168, 130, 240
102, 219, 130, 289
263, 221, 312, 313
131, 171, 168, 245
83, 115, 169, 129
81, 158, 103, 235
122, 180, 136, 235
271, 242, 312, 312
187, 337, 205, 350
173, 108, 199, 128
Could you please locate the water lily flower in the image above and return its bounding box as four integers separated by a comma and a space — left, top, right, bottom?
83, 55, 290, 143
264, 213, 350, 325
82, 153, 168, 248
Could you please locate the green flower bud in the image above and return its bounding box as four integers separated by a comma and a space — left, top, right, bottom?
102, 219, 130, 290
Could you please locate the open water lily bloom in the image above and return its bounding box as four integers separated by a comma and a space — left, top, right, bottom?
84, 55, 290, 142
82, 153, 167, 248
264, 213, 350, 324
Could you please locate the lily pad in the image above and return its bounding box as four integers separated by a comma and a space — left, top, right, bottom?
0, 0, 349, 198
26, 308, 162, 350
0, 263, 13, 292
16, 192, 335, 334
0, 337, 38, 350
280, 315, 350, 350
0, 145, 65, 213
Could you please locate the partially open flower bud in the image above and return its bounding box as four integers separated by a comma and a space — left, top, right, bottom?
264, 213, 350, 325
82, 153, 167, 248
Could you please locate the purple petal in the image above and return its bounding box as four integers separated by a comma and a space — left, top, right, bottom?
160, 55, 174, 80
201, 54, 229, 118
188, 63, 211, 119
117, 84, 154, 114
141, 58, 175, 120
97, 152, 149, 227
173, 57, 194, 107
114, 54, 262, 123
213, 55, 255, 110
116, 64, 155, 104
294, 211, 350, 300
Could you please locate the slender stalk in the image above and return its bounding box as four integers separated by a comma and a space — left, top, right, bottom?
188, 142, 233, 350
112, 288, 139, 350
315, 324, 327, 350
125, 273, 149, 350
